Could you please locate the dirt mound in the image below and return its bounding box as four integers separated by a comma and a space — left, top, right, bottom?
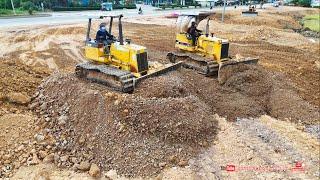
31, 73, 218, 177
45, 26, 86, 36
214, 11, 302, 30
135, 72, 188, 98
0, 58, 50, 116
268, 74, 320, 125
115, 95, 216, 143
0, 58, 49, 96
180, 64, 319, 124
219, 64, 272, 106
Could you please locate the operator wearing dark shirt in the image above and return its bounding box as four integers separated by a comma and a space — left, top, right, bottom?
96, 23, 114, 43
187, 22, 202, 46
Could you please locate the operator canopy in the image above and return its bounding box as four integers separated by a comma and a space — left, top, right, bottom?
175, 12, 214, 33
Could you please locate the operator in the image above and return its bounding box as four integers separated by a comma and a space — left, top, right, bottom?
96, 23, 114, 45
138, 7, 143, 14
187, 22, 202, 46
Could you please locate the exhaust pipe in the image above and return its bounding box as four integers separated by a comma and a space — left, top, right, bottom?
118, 14, 124, 45
205, 18, 210, 37
86, 18, 92, 44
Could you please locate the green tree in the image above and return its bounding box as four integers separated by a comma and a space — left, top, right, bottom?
292, 0, 311, 6
298, 0, 311, 6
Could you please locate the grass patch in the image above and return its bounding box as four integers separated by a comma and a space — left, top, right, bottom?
0, 8, 30, 16
303, 14, 320, 32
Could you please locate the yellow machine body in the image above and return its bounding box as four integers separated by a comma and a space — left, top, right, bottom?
85, 42, 148, 78
76, 15, 182, 93
175, 33, 228, 63
168, 13, 258, 77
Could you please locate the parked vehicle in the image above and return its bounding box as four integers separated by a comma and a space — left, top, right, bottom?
215, 0, 225, 6
227, 0, 240, 6
273, 1, 280, 7
101, 2, 113, 11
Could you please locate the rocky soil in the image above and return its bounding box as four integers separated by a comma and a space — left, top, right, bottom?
2, 63, 317, 178
24, 73, 218, 177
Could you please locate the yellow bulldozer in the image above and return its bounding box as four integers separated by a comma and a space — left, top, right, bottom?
76, 15, 181, 92
242, 4, 258, 16
167, 13, 258, 78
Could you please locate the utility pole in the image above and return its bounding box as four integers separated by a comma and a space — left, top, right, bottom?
10, 0, 16, 15
222, 0, 226, 22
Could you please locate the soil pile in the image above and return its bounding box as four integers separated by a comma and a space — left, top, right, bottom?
135, 72, 188, 98
30, 73, 218, 177
115, 95, 216, 143
0, 58, 49, 97
180, 64, 319, 124
213, 10, 302, 30
268, 74, 320, 125
4, 63, 318, 178
0, 58, 50, 116
219, 63, 272, 111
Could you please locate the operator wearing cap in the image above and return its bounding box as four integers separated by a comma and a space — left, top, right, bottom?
96, 23, 114, 44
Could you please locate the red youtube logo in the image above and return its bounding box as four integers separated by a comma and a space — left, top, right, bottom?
226, 164, 236, 172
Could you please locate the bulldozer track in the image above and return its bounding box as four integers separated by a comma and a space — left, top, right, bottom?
75, 62, 135, 93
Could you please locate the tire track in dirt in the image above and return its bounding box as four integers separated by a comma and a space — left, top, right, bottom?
190, 116, 319, 180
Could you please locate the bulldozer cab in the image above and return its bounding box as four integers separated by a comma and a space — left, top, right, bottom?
175, 12, 214, 33
176, 12, 215, 43
249, 5, 256, 12
85, 15, 127, 49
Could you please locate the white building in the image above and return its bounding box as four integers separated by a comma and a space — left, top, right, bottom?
195, 0, 216, 7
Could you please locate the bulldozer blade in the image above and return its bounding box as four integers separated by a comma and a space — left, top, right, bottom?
242, 11, 258, 17
135, 61, 182, 84
218, 58, 259, 84
167, 52, 219, 76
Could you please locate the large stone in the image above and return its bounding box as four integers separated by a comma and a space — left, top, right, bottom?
28, 154, 40, 165
77, 161, 91, 171
34, 134, 45, 142
16, 145, 25, 152
178, 159, 188, 167
58, 115, 68, 125
105, 170, 118, 179
0, 93, 5, 101
6, 92, 31, 104
40, 102, 47, 110
43, 153, 54, 163
89, 163, 100, 177
60, 155, 69, 162
38, 150, 48, 159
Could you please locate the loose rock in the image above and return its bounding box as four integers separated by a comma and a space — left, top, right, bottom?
89, 163, 100, 177
6, 92, 31, 104
58, 115, 68, 125
78, 161, 91, 171
43, 153, 54, 163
